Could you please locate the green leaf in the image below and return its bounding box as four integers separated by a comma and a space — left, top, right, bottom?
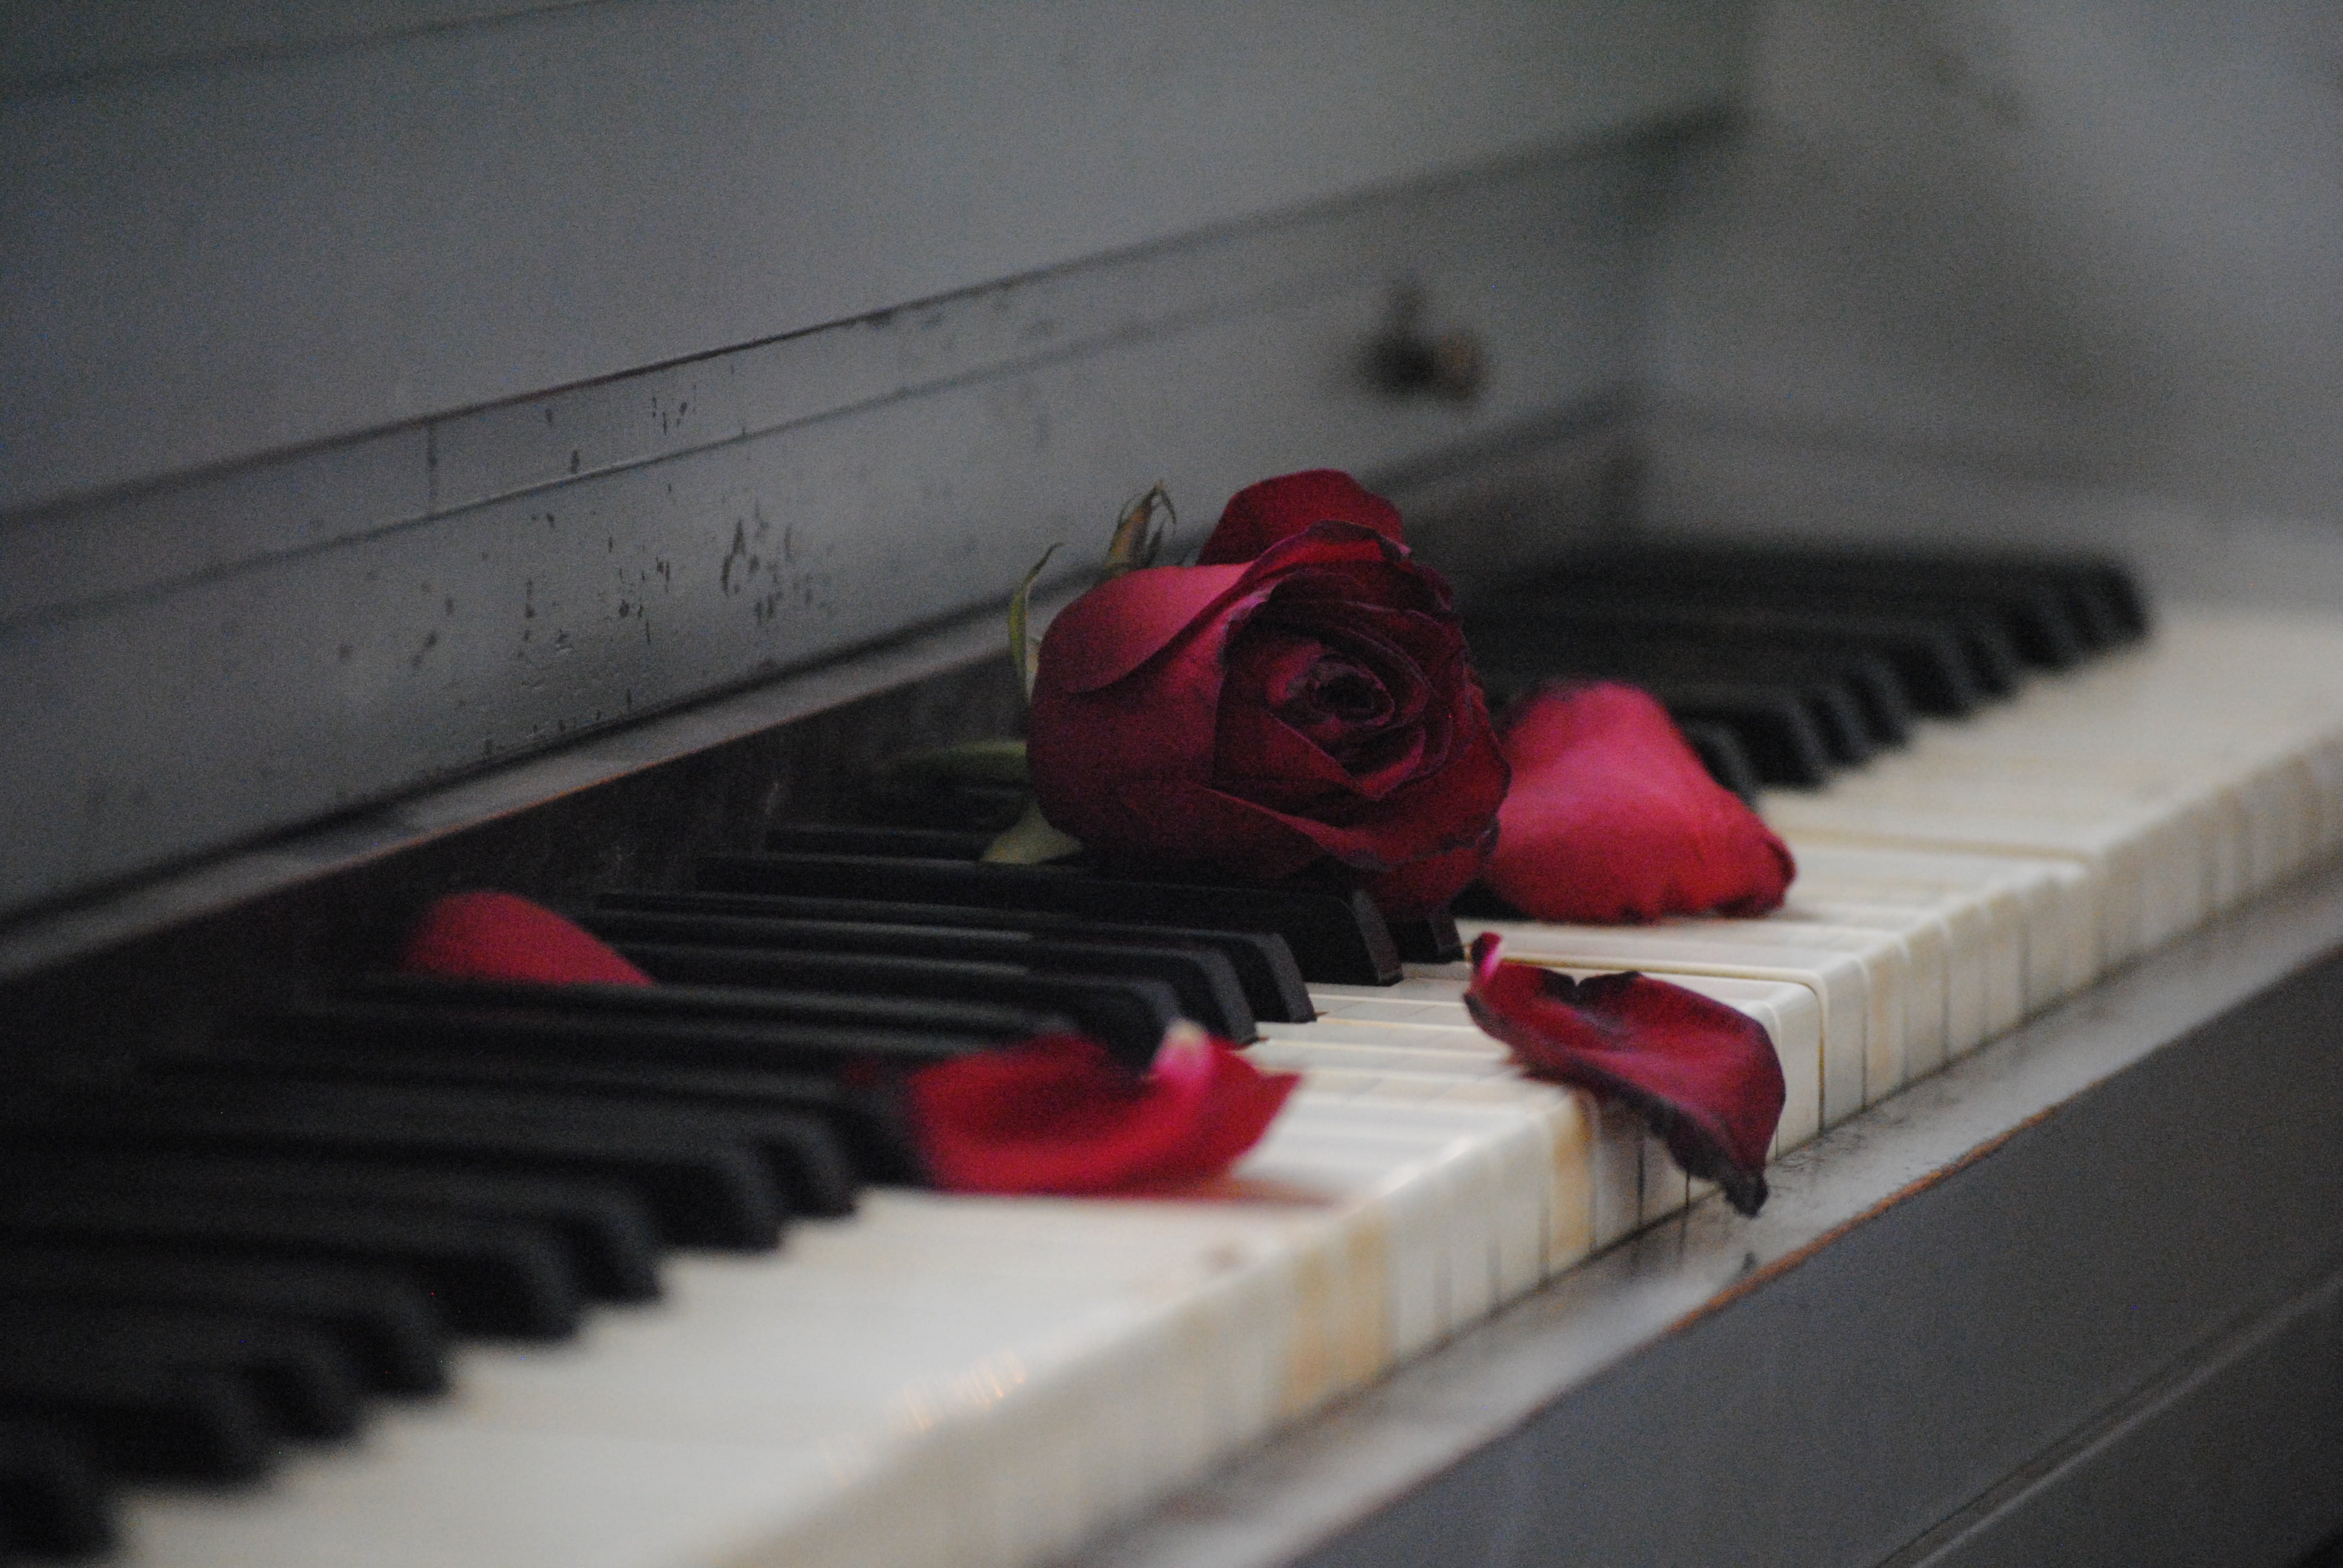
1008, 543, 1061, 702
981, 795, 1086, 864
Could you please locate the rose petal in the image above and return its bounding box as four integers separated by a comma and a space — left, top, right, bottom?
1030, 583, 1263, 849
1135, 717, 1504, 879
1106, 777, 1358, 878
1481, 682, 1795, 923
1214, 703, 1373, 808
1465, 933, 1783, 1215
397, 890, 654, 987
1041, 562, 1256, 693
908, 1024, 1299, 1194
1363, 824, 1498, 918
1197, 469, 1407, 565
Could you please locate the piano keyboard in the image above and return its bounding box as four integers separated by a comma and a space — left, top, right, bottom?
15, 595, 2343, 1567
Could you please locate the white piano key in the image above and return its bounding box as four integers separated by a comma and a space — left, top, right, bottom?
127, 1423, 848, 1568
1762, 793, 2154, 968
1783, 839, 2091, 1021
1665, 916, 1918, 1103
1637, 1126, 1689, 1227
1771, 896, 1955, 1074
1853, 746, 2274, 923
1590, 1098, 1647, 1249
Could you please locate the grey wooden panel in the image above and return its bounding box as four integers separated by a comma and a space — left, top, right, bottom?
0, 145, 1653, 918
1893, 1263, 2343, 1568
2, 142, 1648, 629
0, 0, 1751, 512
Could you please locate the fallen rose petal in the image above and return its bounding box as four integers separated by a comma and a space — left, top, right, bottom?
1481, 682, 1795, 923
399, 890, 652, 987
1197, 469, 1406, 564
908, 1022, 1300, 1195
1465, 932, 1783, 1215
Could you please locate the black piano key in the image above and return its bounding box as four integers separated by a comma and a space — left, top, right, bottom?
696, 854, 1403, 985
756, 825, 1458, 970
1473, 595, 1990, 716
1385, 912, 1466, 964
0, 1307, 363, 1443
1478, 630, 1917, 750
0, 1356, 272, 1483
1800, 648, 1912, 745
0, 1183, 584, 1341
609, 942, 1184, 1070
0, 1247, 448, 1394
1675, 719, 1763, 803
0, 1419, 113, 1559
130, 1068, 858, 1225
251, 984, 1003, 1168
1676, 670, 1870, 766
1597, 543, 2145, 652
764, 824, 998, 858
1518, 574, 2028, 696
2081, 558, 2150, 640
1478, 661, 1861, 775
2, 1085, 782, 1253
232, 993, 928, 1183
192, 1039, 929, 1187
1556, 550, 2093, 668
597, 889, 1317, 1024
578, 909, 1258, 1042
328, 972, 1062, 1051
1591, 679, 1835, 786
0, 1148, 663, 1305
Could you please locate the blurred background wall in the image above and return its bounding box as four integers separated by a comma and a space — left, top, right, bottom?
1642, 0, 2343, 605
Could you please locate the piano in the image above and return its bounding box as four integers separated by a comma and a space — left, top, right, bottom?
7, 4, 2343, 1565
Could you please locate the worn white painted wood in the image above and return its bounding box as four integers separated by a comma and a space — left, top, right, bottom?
0, 143, 1649, 918
0, 0, 1750, 513
0, 142, 1650, 921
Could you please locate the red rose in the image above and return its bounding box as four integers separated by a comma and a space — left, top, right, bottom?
1027, 472, 1509, 916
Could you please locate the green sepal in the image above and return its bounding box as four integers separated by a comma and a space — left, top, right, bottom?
1008, 544, 1061, 701
981, 795, 1086, 864
1102, 483, 1175, 580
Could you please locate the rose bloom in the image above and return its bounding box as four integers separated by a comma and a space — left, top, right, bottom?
1027, 471, 1508, 916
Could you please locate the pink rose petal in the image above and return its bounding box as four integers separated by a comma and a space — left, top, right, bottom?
1482, 682, 1795, 923
908, 1022, 1299, 1195
399, 890, 652, 987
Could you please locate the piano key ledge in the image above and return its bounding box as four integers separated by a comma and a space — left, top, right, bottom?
1074, 847, 2343, 1568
